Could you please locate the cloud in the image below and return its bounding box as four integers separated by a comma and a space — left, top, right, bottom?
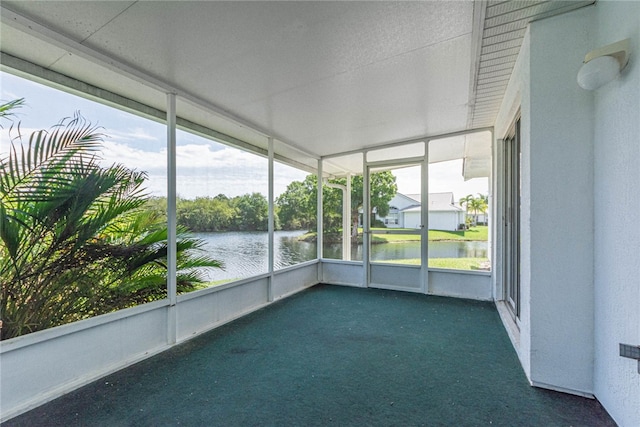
107, 127, 161, 143
0, 126, 63, 154
98, 141, 273, 199
99, 140, 165, 170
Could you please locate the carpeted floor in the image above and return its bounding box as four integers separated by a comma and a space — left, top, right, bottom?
4, 284, 615, 426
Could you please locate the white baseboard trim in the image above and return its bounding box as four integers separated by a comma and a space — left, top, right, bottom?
531, 380, 595, 399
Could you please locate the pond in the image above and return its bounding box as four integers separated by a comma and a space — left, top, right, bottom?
192, 231, 488, 282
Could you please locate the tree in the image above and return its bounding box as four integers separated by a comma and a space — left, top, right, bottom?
231, 192, 268, 231
177, 197, 235, 231
460, 194, 488, 226
459, 194, 474, 211
275, 171, 397, 239
473, 194, 488, 225
0, 100, 221, 340
276, 180, 313, 230
349, 172, 397, 237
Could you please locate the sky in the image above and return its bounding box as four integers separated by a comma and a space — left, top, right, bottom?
1, 71, 488, 202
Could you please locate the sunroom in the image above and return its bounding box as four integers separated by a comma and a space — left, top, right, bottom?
1, 1, 638, 425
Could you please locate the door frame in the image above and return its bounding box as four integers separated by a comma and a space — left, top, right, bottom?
502, 115, 521, 319
363, 156, 428, 293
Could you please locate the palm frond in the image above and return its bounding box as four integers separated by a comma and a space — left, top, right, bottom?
0, 113, 103, 203
0, 98, 25, 125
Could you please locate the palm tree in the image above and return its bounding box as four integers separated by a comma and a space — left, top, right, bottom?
467, 197, 487, 226
476, 193, 489, 225
459, 194, 474, 226
0, 99, 221, 340
459, 194, 474, 210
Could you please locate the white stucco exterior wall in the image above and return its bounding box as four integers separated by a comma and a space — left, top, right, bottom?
495, 6, 596, 397
494, 26, 531, 379
429, 211, 460, 231
592, 2, 640, 426
403, 211, 421, 229
527, 6, 595, 396
495, 3, 640, 424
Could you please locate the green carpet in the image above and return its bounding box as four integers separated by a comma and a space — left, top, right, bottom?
4, 284, 614, 426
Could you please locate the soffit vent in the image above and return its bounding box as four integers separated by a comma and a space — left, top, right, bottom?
468, 0, 595, 129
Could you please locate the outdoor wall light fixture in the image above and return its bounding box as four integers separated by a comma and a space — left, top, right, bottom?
577, 39, 630, 90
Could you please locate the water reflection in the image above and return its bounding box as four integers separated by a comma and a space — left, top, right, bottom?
323, 240, 488, 262
193, 230, 315, 282
194, 231, 488, 283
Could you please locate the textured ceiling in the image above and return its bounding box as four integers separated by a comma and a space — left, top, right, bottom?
1, 1, 595, 162
1, 1, 473, 158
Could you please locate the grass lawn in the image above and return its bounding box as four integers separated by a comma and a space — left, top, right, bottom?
429, 257, 490, 270
302, 226, 488, 243
370, 226, 488, 243
379, 257, 490, 270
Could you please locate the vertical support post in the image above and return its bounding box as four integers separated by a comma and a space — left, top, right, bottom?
493, 135, 503, 301
268, 137, 275, 302
487, 130, 495, 296
317, 159, 323, 282
345, 173, 352, 261
363, 155, 370, 288
166, 92, 177, 344
420, 143, 429, 294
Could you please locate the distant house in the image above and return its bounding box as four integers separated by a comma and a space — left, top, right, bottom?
377, 192, 466, 231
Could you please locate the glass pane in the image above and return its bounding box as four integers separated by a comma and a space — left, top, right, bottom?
274, 161, 317, 269
175, 126, 268, 287
427, 134, 490, 271
0, 72, 167, 339
321, 154, 363, 261
369, 164, 421, 265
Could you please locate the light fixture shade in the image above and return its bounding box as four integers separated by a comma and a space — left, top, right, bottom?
577, 39, 630, 91
577, 55, 621, 90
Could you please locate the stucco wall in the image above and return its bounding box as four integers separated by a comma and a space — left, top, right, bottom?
592, 2, 640, 426
495, 6, 596, 397
495, 2, 640, 424
429, 211, 460, 231
494, 25, 532, 384
403, 211, 421, 229
527, 6, 595, 396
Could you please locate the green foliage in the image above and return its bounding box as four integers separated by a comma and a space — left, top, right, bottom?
177, 196, 236, 231
352, 172, 398, 219
276, 178, 315, 230
149, 192, 271, 233
275, 171, 398, 236
459, 193, 488, 226
231, 192, 268, 231
0, 100, 221, 340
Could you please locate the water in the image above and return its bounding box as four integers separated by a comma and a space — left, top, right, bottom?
192, 230, 316, 282
323, 240, 488, 262
192, 231, 487, 282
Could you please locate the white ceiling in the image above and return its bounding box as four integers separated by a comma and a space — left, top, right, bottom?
0, 0, 594, 169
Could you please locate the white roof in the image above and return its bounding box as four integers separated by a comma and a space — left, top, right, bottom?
398, 192, 464, 213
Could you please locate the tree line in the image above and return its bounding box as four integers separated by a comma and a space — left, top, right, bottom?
144, 172, 398, 235
145, 193, 270, 232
